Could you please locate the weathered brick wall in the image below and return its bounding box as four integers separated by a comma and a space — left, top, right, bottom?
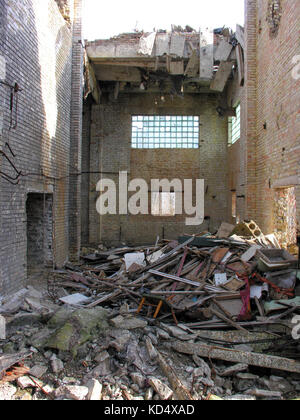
227, 70, 247, 224
245, 0, 300, 235
0, 0, 82, 296
81, 98, 92, 245
87, 93, 230, 246
68, 0, 84, 261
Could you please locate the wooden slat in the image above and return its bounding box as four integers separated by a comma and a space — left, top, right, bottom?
149, 270, 202, 287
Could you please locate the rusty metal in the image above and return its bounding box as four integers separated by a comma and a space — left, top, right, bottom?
0, 81, 22, 130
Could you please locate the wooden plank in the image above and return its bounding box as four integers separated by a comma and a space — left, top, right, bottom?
149, 270, 202, 288
0, 351, 32, 376
210, 61, 233, 92
236, 44, 244, 86
172, 341, 300, 374
199, 28, 214, 80
235, 24, 245, 49
170, 33, 186, 57
94, 65, 141, 82
214, 39, 233, 62
210, 308, 249, 333
87, 291, 122, 308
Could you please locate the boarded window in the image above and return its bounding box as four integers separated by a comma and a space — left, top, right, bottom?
228, 104, 241, 145
132, 116, 199, 149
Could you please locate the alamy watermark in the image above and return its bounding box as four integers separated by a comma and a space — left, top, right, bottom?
95, 171, 205, 226
292, 55, 300, 80
292, 315, 300, 340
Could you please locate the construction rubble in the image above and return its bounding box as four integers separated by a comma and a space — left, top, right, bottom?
0, 220, 300, 401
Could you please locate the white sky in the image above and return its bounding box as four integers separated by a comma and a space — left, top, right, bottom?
82, 0, 245, 41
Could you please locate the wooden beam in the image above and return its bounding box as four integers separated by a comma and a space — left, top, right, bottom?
94, 65, 141, 82
210, 61, 233, 92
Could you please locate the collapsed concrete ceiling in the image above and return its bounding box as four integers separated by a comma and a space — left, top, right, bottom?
84, 26, 245, 102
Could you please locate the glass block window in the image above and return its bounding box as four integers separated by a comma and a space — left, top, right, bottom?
132, 116, 199, 149
228, 104, 241, 145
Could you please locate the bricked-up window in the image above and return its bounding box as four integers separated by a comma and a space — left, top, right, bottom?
152, 192, 176, 216
228, 104, 240, 145
132, 116, 200, 149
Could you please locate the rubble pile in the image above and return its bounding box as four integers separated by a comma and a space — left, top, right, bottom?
0, 221, 300, 400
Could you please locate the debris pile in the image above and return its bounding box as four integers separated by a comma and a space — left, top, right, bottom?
48, 220, 299, 331
0, 220, 299, 400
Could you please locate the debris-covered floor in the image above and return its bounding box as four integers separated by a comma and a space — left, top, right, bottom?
0, 220, 300, 401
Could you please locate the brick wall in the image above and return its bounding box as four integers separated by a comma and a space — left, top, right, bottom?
244, 0, 300, 236
0, 0, 82, 296
68, 0, 83, 261
81, 97, 92, 245
227, 70, 246, 224
86, 92, 230, 246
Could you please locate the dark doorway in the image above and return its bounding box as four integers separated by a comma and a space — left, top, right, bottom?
26, 193, 53, 273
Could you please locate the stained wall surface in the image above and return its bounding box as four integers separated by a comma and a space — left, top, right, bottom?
0, 0, 82, 296
87, 92, 230, 246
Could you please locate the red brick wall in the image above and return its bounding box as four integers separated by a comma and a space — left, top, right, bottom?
244, 0, 300, 235
89, 93, 230, 246
227, 70, 247, 224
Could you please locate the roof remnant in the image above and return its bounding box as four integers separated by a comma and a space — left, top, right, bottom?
84, 26, 245, 100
